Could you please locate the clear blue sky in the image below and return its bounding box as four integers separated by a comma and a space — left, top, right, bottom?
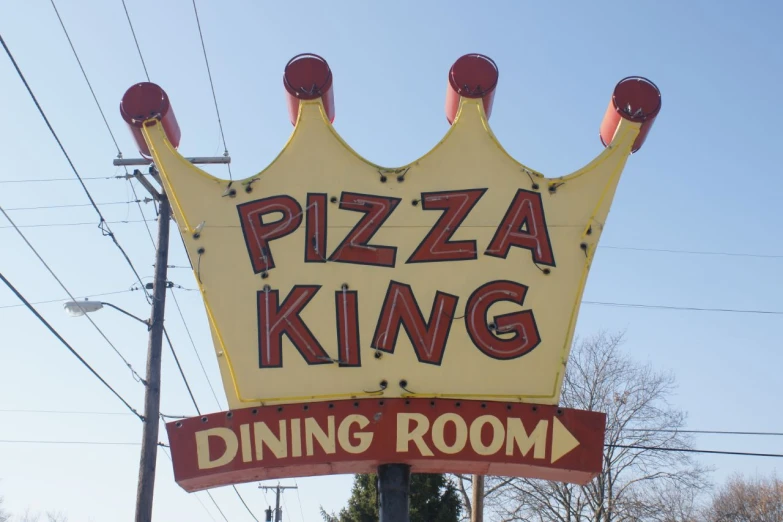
1, 1, 781, 520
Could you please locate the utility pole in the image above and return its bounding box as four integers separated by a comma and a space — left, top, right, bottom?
471, 474, 484, 522
134, 168, 171, 522
378, 464, 411, 522
260, 483, 298, 522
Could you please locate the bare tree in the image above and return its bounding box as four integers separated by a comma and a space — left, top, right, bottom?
484, 331, 710, 522
16, 509, 39, 522
0, 494, 9, 522
44, 511, 67, 522
705, 473, 783, 522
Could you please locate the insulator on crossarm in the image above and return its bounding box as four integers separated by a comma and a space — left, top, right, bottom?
120, 82, 181, 158
445, 54, 499, 125
283, 53, 335, 127
599, 76, 661, 153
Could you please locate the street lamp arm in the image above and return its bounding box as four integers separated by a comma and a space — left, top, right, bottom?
101, 302, 150, 327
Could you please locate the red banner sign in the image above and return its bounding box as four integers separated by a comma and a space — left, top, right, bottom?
166, 398, 606, 492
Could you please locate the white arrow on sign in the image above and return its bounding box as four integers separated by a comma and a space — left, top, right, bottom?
551, 417, 581, 463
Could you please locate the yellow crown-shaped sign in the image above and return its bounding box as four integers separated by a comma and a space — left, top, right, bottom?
122, 54, 660, 411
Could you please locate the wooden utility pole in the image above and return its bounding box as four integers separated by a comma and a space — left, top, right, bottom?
260, 483, 298, 522
134, 173, 171, 522
471, 474, 485, 522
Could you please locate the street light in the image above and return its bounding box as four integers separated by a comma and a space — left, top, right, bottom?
63, 299, 149, 327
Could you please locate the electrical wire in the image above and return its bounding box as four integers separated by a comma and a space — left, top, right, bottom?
282, 493, 291, 522
170, 288, 224, 408
163, 327, 202, 416
49, 0, 122, 154
160, 448, 221, 522
294, 479, 306, 522
130, 178, 158, 248
0, 288, 137, 310
232, 485, 260, 522
3, 200, 143, 211
4, 409, 782, 440
0, 175, 119, 183
626, 428, 783, 437
0, 32, 151, 301
582, 301, 783, 315
120, 0, 150, 81
207, 492, 230, 522
0, 439, 140, 445
4, 437, 782, 458
0, 219, 153, 229
0, 206, 146, 382
0, 273, 143, 420
601, 245, 783, 259
0, 206, 780, 264
0, 409, 134, 416
190, 0, 232, 181
605, 444, 783, 458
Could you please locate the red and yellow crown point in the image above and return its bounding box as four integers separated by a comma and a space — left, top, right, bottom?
445, 53, 499, 124
283, 53, 335, 127
600, 76, 662, 153
120, 82, 181, 158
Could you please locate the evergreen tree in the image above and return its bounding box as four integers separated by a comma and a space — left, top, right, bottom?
321, 473, 461, 522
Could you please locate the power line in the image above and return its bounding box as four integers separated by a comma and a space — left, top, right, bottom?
0, 206, 146, 381
232, 485, 260, 522
120, 0, 150, 81
49, 0, 122, 155
163, 327, 201, 416
5, 408, 783, 440
170, 288, 224, 409
582, 301, 783, 315
4, 437, 782, 459
0, 272, 143, 420
0, 206, 779, 263
601, 245, 783, 259
626, 428, 783, 437
0, 219, 153, 229
294, 479, 306, 522
207, 491, 230, 522
161, 448, 221, 522
0, 288, 137, 310
190, 0, 232, 181
0, 32, 151, 301
0, 439, 140, 445
606, 444, 783, 458
3, 200, 144, 211
130, 177, 158, 248
0, 175, 119, 183
0, 409, 134, 416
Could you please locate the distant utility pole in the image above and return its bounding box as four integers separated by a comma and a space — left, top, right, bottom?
260, 483, 298, 522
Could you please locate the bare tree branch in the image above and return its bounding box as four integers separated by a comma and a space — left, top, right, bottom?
488, 332, 711, 522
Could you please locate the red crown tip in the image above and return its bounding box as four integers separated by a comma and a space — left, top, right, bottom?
600, 76, 661, 153
445, 54, 499, 125
120, 82, 181, 157
283, 53, 335, 126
